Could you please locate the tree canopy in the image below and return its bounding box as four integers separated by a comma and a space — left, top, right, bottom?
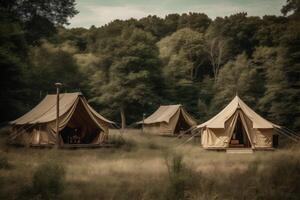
0, 0, 299, 130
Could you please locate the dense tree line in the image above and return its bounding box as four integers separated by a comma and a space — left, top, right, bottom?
0, 0, 299, 130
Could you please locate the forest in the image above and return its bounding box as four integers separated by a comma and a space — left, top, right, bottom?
0, 0, 299, 131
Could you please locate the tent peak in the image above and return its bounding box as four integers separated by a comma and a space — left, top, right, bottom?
47, 92, 82, 97
139, 104, 188, 124
160, 104, 182, 107
197, 95, 278, 129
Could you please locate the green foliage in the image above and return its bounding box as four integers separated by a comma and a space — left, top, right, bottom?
28, 41, 84, 94
211, 53, 263, 113
1, 0, 78, 25
158, 28, 207, 81
88, 27, 163, 125
157, 28, 207, 119
0, 0, 78, 122
0, 0, 299, 132
177, 13, 211, 33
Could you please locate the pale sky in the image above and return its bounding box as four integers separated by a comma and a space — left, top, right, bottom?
68, 0, 286, 28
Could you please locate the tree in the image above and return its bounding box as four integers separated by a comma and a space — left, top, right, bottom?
157, 28, 208, 118
0, 0, 78, 122
204, 36, 230, 82
158, 28, 208, 81
0, 10, 29, 122
254, 0, 300, 129
0, 0, 78, 44
205, 13, 261, 57
177, 12, 211, 33
1, 0, 78, 25
139, 15, 170, 39
89, 28, 163, 127
211, 53, 263, 113
281, 0, 300, 18
257, 47, 293, 127
255, 15, 288, 47
27, 41, 84, 102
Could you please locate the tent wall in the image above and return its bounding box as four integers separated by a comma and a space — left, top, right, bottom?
143, 109, 182, 135
251, 129, 273, 148
143, 108, 196, 135
9, 93, 113, 146
143, 122, 173, 135
10, 125, 56, 146
201, 111, 238, 148
201, 110, 273, 149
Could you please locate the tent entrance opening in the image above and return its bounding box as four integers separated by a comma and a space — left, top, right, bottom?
60, 126, 99, 144
229, 116, 251, 148
60, 100, 101, 144
174, 111, 191, 135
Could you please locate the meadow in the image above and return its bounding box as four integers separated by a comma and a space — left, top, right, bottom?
0, 127, 299, 200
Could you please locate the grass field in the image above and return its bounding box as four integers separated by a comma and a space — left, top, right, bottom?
0, 127, 299, 200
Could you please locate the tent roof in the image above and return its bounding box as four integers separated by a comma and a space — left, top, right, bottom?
197, 96, 280, 129
138, 104, 196, 124
10, 92, 115, 125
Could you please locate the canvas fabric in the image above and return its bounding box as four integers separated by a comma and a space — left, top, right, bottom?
200, 96, 276, 149
9, 93, 115, 146
198, 96, 279, 129
141, 105, 197, 135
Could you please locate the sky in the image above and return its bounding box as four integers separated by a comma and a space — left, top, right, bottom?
68, 0, 286, 28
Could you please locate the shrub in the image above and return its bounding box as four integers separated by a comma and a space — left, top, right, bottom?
165, 154, 188, 200
147, 141, 161, 150
257, 155, 300, 200
0, 153, 10, 169
31, 162, 66, 200
109, 135, 136, 151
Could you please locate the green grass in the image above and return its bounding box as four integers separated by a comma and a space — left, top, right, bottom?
0, 128, 299, 199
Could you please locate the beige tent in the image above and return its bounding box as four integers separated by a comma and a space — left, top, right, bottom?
10, 92, 115, 147
197, 95, 280, 149
138, 105, 197, 135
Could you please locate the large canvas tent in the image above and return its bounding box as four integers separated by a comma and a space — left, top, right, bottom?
9, 92, 115, 147
197, 95, 280, 150
138, 105, 197, 135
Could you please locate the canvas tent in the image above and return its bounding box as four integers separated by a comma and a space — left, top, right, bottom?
197, 95, 280, 149
10, 92, 115, 147
138, 105, 197, 135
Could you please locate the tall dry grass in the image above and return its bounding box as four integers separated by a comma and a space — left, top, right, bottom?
0, 129, 299, 199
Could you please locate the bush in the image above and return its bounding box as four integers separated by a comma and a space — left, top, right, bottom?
110, 135, 136, 151
257, 155, 300, 200
0, 153, 10, 169
30, 162, 66, 200
146, 141, 161, 150
165, 154, 188, 200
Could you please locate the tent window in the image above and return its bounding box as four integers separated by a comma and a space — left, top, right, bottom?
229, 116, 251, 148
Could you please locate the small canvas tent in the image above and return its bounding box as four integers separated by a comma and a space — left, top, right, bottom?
197, 95, 280, 149
138, 105, 197, 135
9, 92, 115, 147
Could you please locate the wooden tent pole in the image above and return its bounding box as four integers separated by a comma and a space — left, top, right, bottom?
55, 82, 63, 148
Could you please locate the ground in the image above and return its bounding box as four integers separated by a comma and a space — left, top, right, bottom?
0, 127, 299, 200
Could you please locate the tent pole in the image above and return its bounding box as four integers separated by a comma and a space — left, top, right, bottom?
55, 83, 63, 148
